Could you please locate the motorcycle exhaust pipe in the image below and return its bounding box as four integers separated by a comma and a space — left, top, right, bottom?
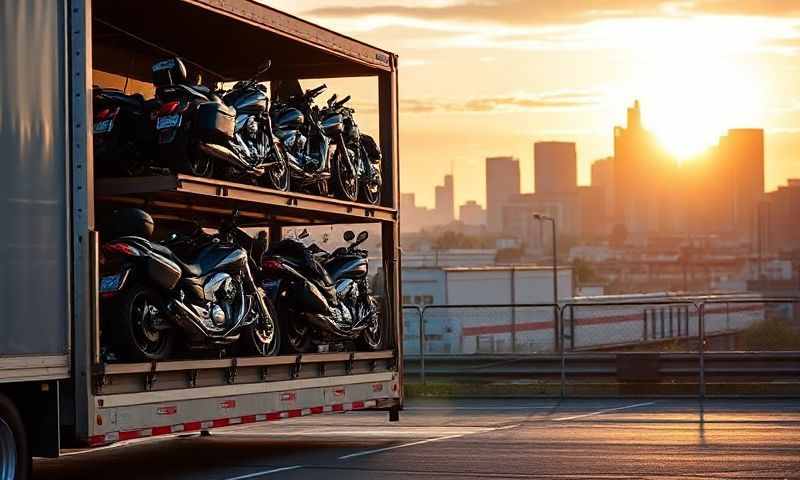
198, 142, 264, 175
167, 299, 215, 338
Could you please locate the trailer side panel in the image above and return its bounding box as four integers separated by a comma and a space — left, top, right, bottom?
0, 0, 70, 378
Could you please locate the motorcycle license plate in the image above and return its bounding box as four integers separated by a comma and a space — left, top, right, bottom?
93, 119, 114, 134
100, 273, 124, 293
156, 114, 181, 130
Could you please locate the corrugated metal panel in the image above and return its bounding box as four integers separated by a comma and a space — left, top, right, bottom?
0, 0, 70, 356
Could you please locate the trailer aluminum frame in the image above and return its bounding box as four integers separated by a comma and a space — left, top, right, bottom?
66, 0, 402, 448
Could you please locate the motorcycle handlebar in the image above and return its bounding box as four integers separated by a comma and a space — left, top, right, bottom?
306, 84, 327, 99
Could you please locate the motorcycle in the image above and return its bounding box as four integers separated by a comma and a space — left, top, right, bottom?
259, 229, 384, 353
151, 57, 290, 190
99, 209, 280, 361
92, 87, 160, 177
271, 83, 360, 201
324, 93, 383, 205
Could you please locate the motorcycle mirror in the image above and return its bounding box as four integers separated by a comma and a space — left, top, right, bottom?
357, 231, 369, 243
328, 94, 337, 106
343, 230, 355, 242
299, 229, 310, 239
257, 59, 272, 75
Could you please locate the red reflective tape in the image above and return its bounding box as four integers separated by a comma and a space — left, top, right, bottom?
372, 383, 384, 392
219, 400, 237, 409
183, 421, 202, 432
88, 398, 391, 448
152, 426, 173, 436
212, 419, 229, 428
334, 387, 346, 397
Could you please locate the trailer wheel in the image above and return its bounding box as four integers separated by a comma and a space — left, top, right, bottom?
0, 394, 30, 480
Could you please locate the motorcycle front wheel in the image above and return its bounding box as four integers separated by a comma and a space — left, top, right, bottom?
239, 300, 281, 356
112, 284, 174, 362
260, 143, 290, 192
333, 147, 359, 202
357, 298, 385, 351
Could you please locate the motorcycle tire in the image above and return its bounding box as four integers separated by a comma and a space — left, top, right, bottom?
357, 297, 385, 351
280, 309, 315, 354
332, 147, 359, 202
112, 284, 175, 362
359, 145, 381, 206
259, 143, 291, 192
168, 133, 214, 178
239, 299, 281, 357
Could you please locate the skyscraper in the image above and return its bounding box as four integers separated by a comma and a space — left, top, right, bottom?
534, 141, 577, 193
613, 100, 678, 236
719, 129, 764, 243
459, 200, 487, 226
591, 156, 614, 218
434, 174, 454, 225
486, 156, 520, 233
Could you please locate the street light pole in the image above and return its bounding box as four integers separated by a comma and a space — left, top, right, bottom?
534, 214, 558, 351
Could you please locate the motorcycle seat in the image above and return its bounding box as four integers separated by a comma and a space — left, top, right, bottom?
98, 90, 145, 108
150, 242, 202, 277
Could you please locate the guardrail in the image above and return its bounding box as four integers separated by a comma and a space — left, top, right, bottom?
403, 297, 800, 397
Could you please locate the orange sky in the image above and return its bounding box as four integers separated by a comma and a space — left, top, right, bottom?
267, 0, 800, 210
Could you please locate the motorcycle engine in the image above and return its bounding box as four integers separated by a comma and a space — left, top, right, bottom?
203, 273, 238, 328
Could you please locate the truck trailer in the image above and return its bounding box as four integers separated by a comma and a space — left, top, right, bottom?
0, 1, 402, 478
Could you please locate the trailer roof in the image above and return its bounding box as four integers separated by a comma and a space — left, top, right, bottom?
92, 0, 396, 83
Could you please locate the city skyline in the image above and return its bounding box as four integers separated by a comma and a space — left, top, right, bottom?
268, 0, 800, 210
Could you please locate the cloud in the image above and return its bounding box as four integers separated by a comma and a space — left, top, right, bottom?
400, 90, 604, 114
307, 1, 669, 27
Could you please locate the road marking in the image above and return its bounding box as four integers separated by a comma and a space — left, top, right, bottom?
338, 424, 519, 460
406, 406, 554, 411
224, 465, 303, 479
554, 401, 657, 421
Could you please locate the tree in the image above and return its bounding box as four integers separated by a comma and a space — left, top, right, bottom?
572, 258, 598, 284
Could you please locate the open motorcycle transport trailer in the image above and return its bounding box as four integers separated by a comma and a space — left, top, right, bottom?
0, 0, 401, 475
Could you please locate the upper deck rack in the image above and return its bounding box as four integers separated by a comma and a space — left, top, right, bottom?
95, 174, 398, 226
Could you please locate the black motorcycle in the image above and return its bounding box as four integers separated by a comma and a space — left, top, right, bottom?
259, 230, 383, 353
99, 209, 280, 361
271, 82, 360, 201
93, 87, 160, 177
151, 57, 290, 190
324, 93, 382, 205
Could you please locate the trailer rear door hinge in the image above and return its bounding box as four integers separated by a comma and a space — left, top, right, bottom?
226, 358, 238, 385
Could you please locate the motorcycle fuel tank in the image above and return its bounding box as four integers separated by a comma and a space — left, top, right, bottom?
325, 255, 368, 281
275, 108, 304, 131
227, 87, 267, 114
320, 113, 344, 135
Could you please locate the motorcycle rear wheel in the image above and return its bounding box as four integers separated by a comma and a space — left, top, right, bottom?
260, 143, 290, 192
281, 312, 315, 354
113, 284, 174, 362
333, 147, 359, 202
167, 133, 214, 178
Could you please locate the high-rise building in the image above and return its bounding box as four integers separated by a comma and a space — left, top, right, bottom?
613, 100, 679, 237
591, 157, 614, 217
434, 174, 454, 225
486, 156, 520, 233
719, 129, 764, 243
534, 141, 577, 194
459, 200, 486, 226
766, 179, 800, 252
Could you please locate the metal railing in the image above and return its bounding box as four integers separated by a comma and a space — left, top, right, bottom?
402, 297, 800, 397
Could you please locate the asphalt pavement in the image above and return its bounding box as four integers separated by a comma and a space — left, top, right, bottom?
35, 398, 800, 479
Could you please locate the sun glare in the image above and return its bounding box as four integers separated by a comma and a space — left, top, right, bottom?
613, 18, 767, 160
